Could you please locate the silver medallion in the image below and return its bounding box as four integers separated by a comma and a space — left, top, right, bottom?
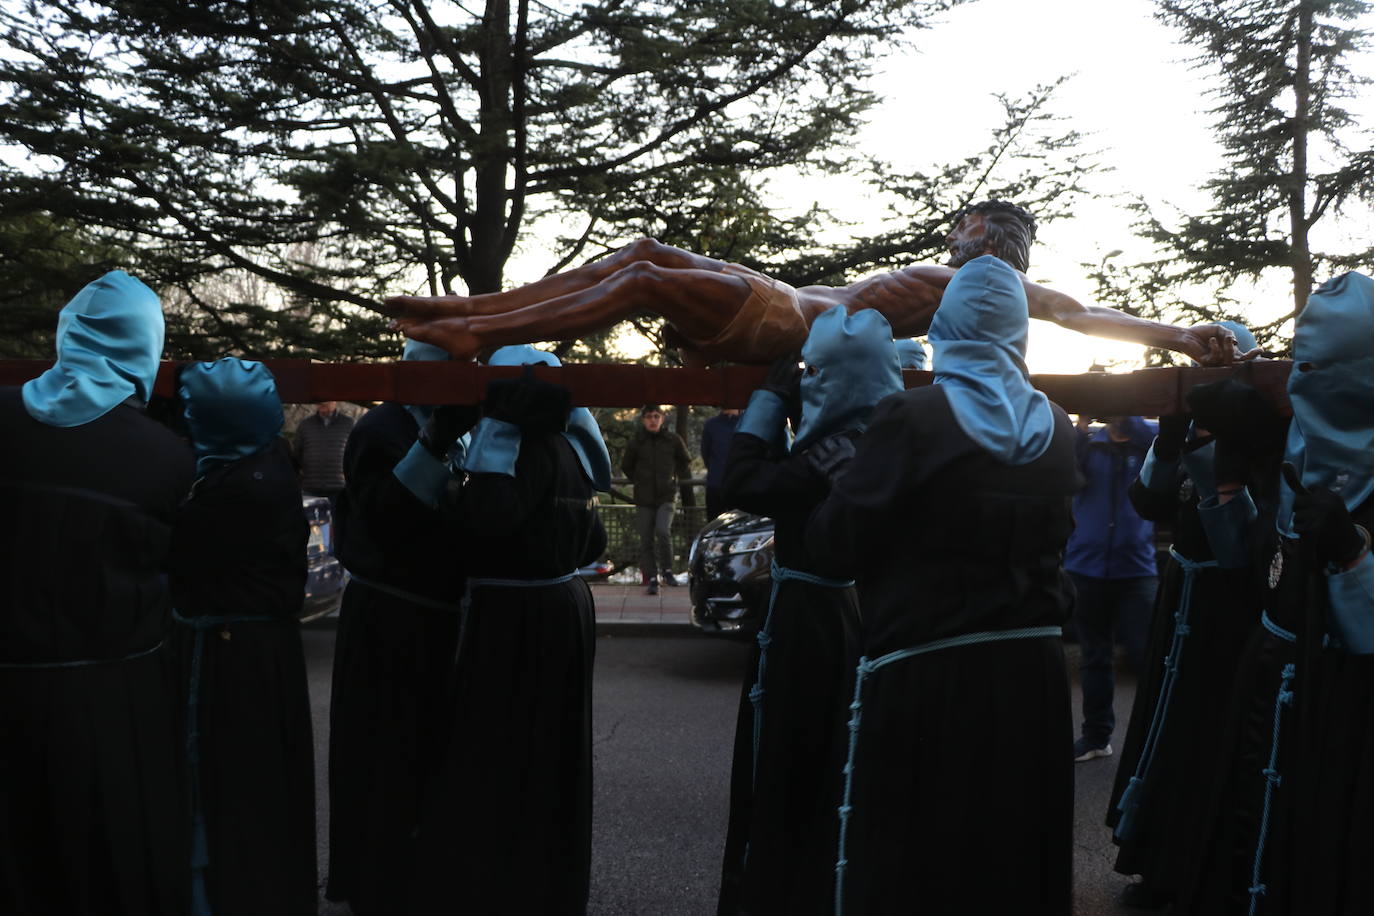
1268, 546, 1284, 590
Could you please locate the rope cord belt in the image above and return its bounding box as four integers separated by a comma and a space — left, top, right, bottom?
1261, 610, 1297, 644
173, 609, 292, 916
461, 571, 579, 610
1248, 661, 1296, 916
1114, 548, 1219, 844
0, 640, 163, 669
348, 572, 465, 613
749, 561, 855, 791
833, 624, 1063, 916
1260, 608, 1331, 649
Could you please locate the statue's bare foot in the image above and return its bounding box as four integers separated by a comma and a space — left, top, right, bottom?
382, 294, 472, 319
390, 316, 482, 360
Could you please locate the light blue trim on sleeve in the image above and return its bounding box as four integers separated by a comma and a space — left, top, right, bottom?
393, 440, 453, 509
1139, 443, 1181, 492
736, 390, 788, 453
461, 418, 521, 477
1196, 488, 1258, 569
1328, 549, 1374, 654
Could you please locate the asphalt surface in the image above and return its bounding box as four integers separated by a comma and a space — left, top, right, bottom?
303, 624, 1142, 915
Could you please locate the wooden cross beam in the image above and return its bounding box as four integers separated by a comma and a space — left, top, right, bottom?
0, 358, 1294, 416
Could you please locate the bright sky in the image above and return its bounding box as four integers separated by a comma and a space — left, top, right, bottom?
512, 0, 1374, 370
850, 0, 1374, 373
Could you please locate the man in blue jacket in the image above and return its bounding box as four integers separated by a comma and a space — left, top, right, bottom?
700, 408, 740, 520
1065, 415, 1159, 762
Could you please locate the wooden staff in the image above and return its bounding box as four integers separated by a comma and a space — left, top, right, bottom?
0, 359, 1293, 416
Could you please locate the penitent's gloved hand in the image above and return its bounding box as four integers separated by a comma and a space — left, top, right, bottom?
1283, 462, 1368, 566
483, 368, 572, 433
800, 431, 858, 486
1186, 379, 1283, 454
1154, 413, 1192, 462
762, 350, 802, 424
420, 404, 481, 459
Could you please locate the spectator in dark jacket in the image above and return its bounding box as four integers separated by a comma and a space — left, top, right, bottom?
1065, 414, 1158, 763
293, 401, 354, 508
700, 408, 740, 520
622, 405, 691, 594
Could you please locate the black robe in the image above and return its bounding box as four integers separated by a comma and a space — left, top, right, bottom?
715, 431, 861, 916
0, 389, 194, 916
411, 428, 605, 916
325, 402, 466, 915
1287, 498, 1374, 915
805, 388, 1078, 916
168, 439, 315, 916
1105, 469, 1265, 896
1173, 529, 1306, 916
1179, 496, 1374, 916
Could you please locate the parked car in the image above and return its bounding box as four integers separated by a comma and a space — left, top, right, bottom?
577, 559, 615, 581
687, 510, 774, 633
302, 495, 346, 621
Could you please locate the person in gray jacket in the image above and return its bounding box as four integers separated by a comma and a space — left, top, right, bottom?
293, 401, 354, 509
623, 405, 691, 594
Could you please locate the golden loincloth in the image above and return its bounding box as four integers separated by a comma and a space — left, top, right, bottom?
692, 263, 810, 364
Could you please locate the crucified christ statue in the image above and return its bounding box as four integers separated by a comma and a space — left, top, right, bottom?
384, 201, 1250, 366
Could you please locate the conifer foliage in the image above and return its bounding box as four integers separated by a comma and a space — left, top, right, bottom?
0, 0, 960, 359
1094, 0, 1373, 357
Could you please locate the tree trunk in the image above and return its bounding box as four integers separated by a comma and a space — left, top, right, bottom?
1290, 0, 1314, 314
469, 0, 514, 295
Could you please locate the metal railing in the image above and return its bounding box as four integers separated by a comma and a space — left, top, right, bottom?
598, 477, 712, 575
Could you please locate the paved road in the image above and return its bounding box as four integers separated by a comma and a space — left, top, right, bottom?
304, 624, 1141, 915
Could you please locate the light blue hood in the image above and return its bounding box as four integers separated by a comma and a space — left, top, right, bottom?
895, 338, 928, 370
179, 358, 284, 476
792, 306, 903, 452
22, 270, 164, 427
1278, 271, 1374, 535
928, 255, 1054, 465
477, 345, 612, 491
1218, 320, 1257, 355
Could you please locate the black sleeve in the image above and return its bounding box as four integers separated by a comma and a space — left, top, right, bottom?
621, 440, 638, 478
720, 432, 826, 518
582, 513, 608, 568
805, 392, 948, 578
1128, 477, 1183, 523
344, 411, 441, 540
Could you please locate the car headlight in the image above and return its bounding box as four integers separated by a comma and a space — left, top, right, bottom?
698, 531, 774, 558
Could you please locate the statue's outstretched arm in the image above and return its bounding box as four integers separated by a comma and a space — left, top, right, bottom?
1024, 279, 1248, 366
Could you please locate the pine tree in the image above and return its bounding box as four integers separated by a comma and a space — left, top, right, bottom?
0, 0, 964, 359
1092, 0, 1373, 358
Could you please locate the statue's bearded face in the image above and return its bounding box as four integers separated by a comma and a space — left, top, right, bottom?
945, 213, 988, 269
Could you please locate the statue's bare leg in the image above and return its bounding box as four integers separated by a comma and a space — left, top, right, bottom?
383, 239, 727, 319
390, 261, 750, 361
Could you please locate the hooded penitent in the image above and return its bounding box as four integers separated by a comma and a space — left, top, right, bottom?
928, 254, 1054, 466
1278, 271, 1374, 536
22, 270, 164, 427
178, 358, 285, 476
1175, 321, 1259, 499
792, 306, 904, 452
465, 344, 612, 491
